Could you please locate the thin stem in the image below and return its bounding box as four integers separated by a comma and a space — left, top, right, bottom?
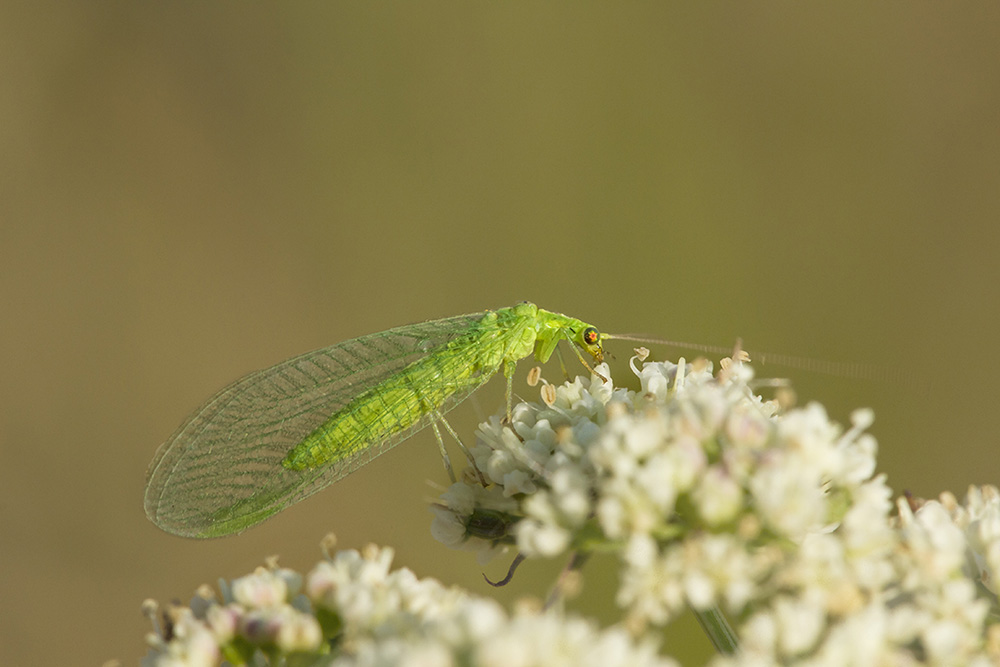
545, 551, 591, 610
693, 604, 739, 655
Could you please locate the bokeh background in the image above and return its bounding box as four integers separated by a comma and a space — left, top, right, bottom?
3, 3, 999, 665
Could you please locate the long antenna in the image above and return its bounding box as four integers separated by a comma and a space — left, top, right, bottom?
606, 334, 901, 382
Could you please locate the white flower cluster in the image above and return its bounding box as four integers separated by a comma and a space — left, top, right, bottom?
139, 353, 1000, 665
431, 356, 1000, 664
142, 558, 322, 667
141, 540, 677, 667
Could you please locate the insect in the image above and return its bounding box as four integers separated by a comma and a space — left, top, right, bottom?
144, 302, 607, 538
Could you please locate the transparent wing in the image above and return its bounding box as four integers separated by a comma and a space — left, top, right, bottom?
144, 312, 493, 538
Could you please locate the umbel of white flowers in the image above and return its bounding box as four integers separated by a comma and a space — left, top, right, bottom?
141, 354, 1000, 666
140, 538, 675, 667
433, 354, 1000, 664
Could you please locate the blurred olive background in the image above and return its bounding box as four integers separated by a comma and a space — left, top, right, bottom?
3, 3, 999, 665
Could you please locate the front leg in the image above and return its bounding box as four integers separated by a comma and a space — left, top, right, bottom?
503, 359, 517, 423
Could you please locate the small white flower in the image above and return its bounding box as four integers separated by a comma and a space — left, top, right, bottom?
516, 515, 571, 557
750, 457, 826, 537
204, 604, 238, 643
692, 466, 744, 527
773, 595, 824, 656
230, 567, 288, 608
141, 606, 220, 667
273, 608, 323, 653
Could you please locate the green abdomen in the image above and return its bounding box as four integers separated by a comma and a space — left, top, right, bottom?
280, 348, 482, 470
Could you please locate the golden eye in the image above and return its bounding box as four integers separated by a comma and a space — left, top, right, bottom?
583, 326, 600, 346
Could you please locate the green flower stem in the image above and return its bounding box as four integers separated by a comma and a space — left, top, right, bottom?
693, 604, 739, 655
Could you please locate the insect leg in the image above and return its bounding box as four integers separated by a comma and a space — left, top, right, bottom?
567, 338, 608, 383
429, 418, 457, 483
503, 360, 516, 423
435, 411, 486, 486
554, 346, 571, 381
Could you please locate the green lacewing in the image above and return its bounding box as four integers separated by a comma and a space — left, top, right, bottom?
144, 302, 606, 538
